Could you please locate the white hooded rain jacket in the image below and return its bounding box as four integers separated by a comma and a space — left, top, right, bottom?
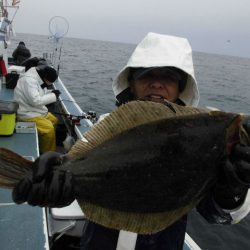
112, 32, 200, 107
14, 67, 57, 120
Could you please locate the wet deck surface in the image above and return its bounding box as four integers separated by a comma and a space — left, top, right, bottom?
0, 130, 49, 249
0, 80, 91, 250
0, 85, 48, 249
0, 190, 48, 250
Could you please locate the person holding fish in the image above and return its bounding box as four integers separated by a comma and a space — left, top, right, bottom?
11, 33, 250, 250
14, 65, 60, 153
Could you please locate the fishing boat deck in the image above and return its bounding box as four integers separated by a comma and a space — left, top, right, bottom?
0, 87, 39, 155
0, 86, 49, 249
0, 79, 93, 250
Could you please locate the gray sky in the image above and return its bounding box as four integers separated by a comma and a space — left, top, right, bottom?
10, 0, 250, 58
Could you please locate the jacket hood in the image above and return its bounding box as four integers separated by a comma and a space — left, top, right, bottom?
36, 65, 58, 83
112, 32, 200, 107
20, 67, 43, 85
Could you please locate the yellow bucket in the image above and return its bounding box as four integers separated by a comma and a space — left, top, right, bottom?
0, 101, 19, 136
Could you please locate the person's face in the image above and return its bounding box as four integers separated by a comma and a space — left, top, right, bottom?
44, 79, 53, 86
130, 69, 180, 103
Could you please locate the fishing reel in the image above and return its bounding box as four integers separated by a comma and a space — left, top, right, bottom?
83, 111, 98, 124
53, 101, 98, 125
62, 111, 98, 126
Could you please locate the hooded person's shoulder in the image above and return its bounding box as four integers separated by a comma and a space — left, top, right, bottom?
17, 44, 30, 53
20, 67, 41, 83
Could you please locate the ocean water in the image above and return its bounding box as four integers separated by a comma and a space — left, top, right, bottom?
9, 33, 250, 249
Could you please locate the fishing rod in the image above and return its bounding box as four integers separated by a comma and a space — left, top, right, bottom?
57, 44, 62, 74
60, 98, 78, 104
57, 98, 97, 121
48, 16, 69, 75
53, 111, 84, 126
52, 99, 98, 125
53, 111, 97, 125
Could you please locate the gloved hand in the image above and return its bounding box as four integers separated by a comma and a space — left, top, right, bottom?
40, 83, 47, 89
12, 152, 75, 208
242, 116, 250, 135
213, 148, 250, 209
52, 89, 61, 99
229, 144, 250, 183
213, 117, 250, 209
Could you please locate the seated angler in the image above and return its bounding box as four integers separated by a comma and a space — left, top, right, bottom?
14, 65, 61, 153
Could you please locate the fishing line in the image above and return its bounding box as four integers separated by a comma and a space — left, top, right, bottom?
59, 98, 78, 104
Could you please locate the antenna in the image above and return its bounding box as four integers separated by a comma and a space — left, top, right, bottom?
48, 16, 69, 73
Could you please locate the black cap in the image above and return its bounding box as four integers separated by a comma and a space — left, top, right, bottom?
129, 67, 187, 92
130, 67, 181, 80
19, 41, 25, 46
36, 65, 58, 83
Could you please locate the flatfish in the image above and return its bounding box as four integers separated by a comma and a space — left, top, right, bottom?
0, 100, 248, 233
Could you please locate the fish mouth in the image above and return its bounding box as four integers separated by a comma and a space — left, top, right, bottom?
137, 95, 176, 113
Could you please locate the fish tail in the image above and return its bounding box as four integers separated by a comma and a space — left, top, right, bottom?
0, 148, 33, 189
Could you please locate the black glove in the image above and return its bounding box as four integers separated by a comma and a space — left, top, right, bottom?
40, 83, 47, 89
52, 89, 61, 99
213, 139, 250, 210
230, 144, 250, 183
242, 116, 250, 136
213, 116, 250, 209
12, 152, 75, 208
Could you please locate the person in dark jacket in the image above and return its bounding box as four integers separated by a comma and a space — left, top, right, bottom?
12, 33, 250, 250
12, 41, 31, 65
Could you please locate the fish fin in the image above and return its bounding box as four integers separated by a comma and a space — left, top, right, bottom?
78, 201, 197, 234
67, 100, 206, 160
0, 148, 33, 188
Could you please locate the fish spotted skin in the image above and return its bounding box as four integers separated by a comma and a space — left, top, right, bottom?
0, 101, 244, 233
64, 112, 239, 213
